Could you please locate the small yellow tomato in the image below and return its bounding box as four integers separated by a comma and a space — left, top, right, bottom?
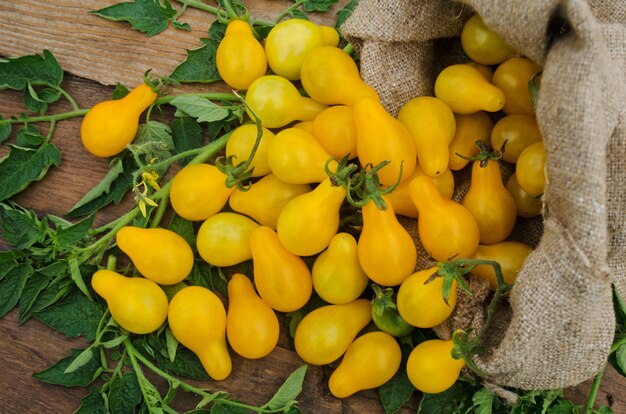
216, 20, 267, 90
406, 339, 465, 394
225, 124, 274, 177
470, 241, 533, 288
461, 14, 516, 65
196, 212, 260, 267
491, 114, 543, 163
492, 57, 542, 116
505, 172, 543, 218
516, 141, 546, 195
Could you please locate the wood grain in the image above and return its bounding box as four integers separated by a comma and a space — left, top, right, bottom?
0, 0, 624, 413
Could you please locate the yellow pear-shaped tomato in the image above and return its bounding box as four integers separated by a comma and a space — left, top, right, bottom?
397, 266, 457, 328
196, 212, 260, 267
397, 96, 456, 177
435, 64, 506, 114
292, 120, 315, 134
225, 124, 274, 177
409, 175, 479, 261
168, 286, 231, 380
294, 299, 371, 365
358, 197, 417, 286
245, 75, 327, 128
226, 274, 279, 359
465, 61, 495, 81
491, 114, 543, 163
250, 226, 312, 312
406, 339, 465, 394
301, 46, 379, 106
448, 112, 494, 171
228, 174, 310, 229
265, 19, 339, 80
328, 331, 401, 398
312, 232, 369, 304
81, 83, 157, 157
91, 270, 168, 334
267, 128, 336, 184
216, 20, 267, 90
170, 163, 234, 221
470, 241, 532, 289
353, 96, 417, 186
462, 159, 517, 244
492, 57, 542, 116
505, 172, 543, 218
116, 226, 193, 285
461, 14, 516, 65
385, 163, 455, 218
312, 105, 358, 160
515, 141, 546, 195
277, 178, 345, 256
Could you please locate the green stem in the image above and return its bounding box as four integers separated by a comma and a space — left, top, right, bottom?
0, 108, 88, 125
154, 92, 240, 106
149, 196, 169, 228
585, 362, 606, 413
45, 119, 57, 142
343, 43, 355, 55
52, 85, 80, 111
222, 0, 239, 20
106, 255, 117, 271
172, 0, 275, 26
273, 0, 305, 23
611, 335, 626, 353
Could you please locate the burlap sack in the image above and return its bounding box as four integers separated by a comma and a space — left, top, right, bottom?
342, 0, 626, 390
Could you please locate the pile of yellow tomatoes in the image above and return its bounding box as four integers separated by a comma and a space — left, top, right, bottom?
88, 13, 547, 399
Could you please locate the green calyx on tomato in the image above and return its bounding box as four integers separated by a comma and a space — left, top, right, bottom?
371, 284, 415, 337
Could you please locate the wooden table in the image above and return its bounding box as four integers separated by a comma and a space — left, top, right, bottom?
0, 1, 624, 412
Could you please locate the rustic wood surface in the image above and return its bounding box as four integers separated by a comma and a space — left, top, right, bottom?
0, 0, 624, 413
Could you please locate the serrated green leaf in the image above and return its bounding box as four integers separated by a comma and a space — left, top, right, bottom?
33, 347, 101, 387
171, 116, 203, 166
0, 249, 23, 264
38, 260, 68, 276
165, 328, 179, 363
24, 84, 48, 113
154, 347, 210, 380
0, 143, 61, 201
472, 387, 495, 414
545, 398, 579, 414
418, 381, 476, 414
68, 156, 128, 216
299, 0, 339, 12
170, 21, 225, 83
210, 404, 249, 414
289, 9, 309, 20
112, 82, 130, 100
64, 347, 94, 374
101, 334, 128, 349
16, 124, 45, 148
133, 121, 174, 163
55, 213, 96, 249
0, 115, 12, 142
109, 372, 142, 414
0, 262, 34, 318
92, 0, 177, 37
35, 293, 104, 341
38, 87, 62, 103
75, 387, 107, 414
172, 20, 191, 31
168, 214, 196, 251
264, 365, 307, 410
29, 279, 72, 314
615, 344, 626, 374
336, 0, 358, 30
378, 354, 413, 414
0, 204, 44, 249
0, 49, 63, 90
18, 271, 49, 323
170, 96, 229, 124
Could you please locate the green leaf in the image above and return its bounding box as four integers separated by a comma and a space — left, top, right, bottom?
92, 0, 177, 37
545, 398, 580, 414
168, 213, 196, 251
187, 262, 228, 297
165, 328, 179, 363
335, 0, 358, 30
55, 213, 96, 249
112, 82, 130, 100
16, 124, 45, 148
0, 115, 12, 142
109, 372, 142, 414
418, 381, 476, 414
170, 21, 225, 83
0, 262, 34, 318
615, 343, 626, 374
594, 407, 613, 414
264, 365, 308, 410
67, 156, 129, 216
18, 271, 49, 323
0, 143, 61, 202
0, 49, 63, 90
29, 279, 73, 314
133, 121, 174, 162
35, 293, 104, 341
378, 354, 413, 414
172, 20, 191, 31
210, 404, 249, 414
170, 96, 230, 124
171, 116, 203, 165
101, 334, 128, 349
299, 0, 339, 12
75, 387, 107, 414
24, 86, 48, 113
37, 87, 62, 103
33, 347, 101, 387
0, 204, 44, 249
38, 260, 68, 276
289, 9, 309, 20
64, 347, 95, 374
472, 387, 496, 414
154, 346, 210, 380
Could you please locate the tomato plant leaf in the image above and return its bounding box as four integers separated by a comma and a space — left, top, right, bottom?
155, 347, 211, 380
170, 96, 230, 124
171, 116, 203, 165
112, 82, 130, 100
418, 381, 476, 414
0, 115, 12, 143
133, 121, 174, 163
33, 347, 102, 387
297, 0, 339, 13
263, 365, 308, 410
64, 347, 95, 374
24, 86, 48, 113
0, 49, 63, 90
0, 204, 45, 249
471, 387, 496, 414
54, 213, 96, 249
210, 404, 249, 414
109, 372, 142, 414
16, 124, 45, 148
615, 344, 626, 375
172, 20, 191, 31
75, 387, 107, 414
378, 348, 413, 414
165, 328, 179, 363
168, 213, 196, 251
335, 0, 358, 30
18, 271, 50, 323
170, 38, 221, 83
0, 143, 61, 202
0, 262, 34, 318
92, 0, 177, 37
35, 293, 105, 341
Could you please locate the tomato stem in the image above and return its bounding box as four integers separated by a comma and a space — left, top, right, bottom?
273, 0, 305, 23
0, 108, 89, 125
585, 361, 606, 413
